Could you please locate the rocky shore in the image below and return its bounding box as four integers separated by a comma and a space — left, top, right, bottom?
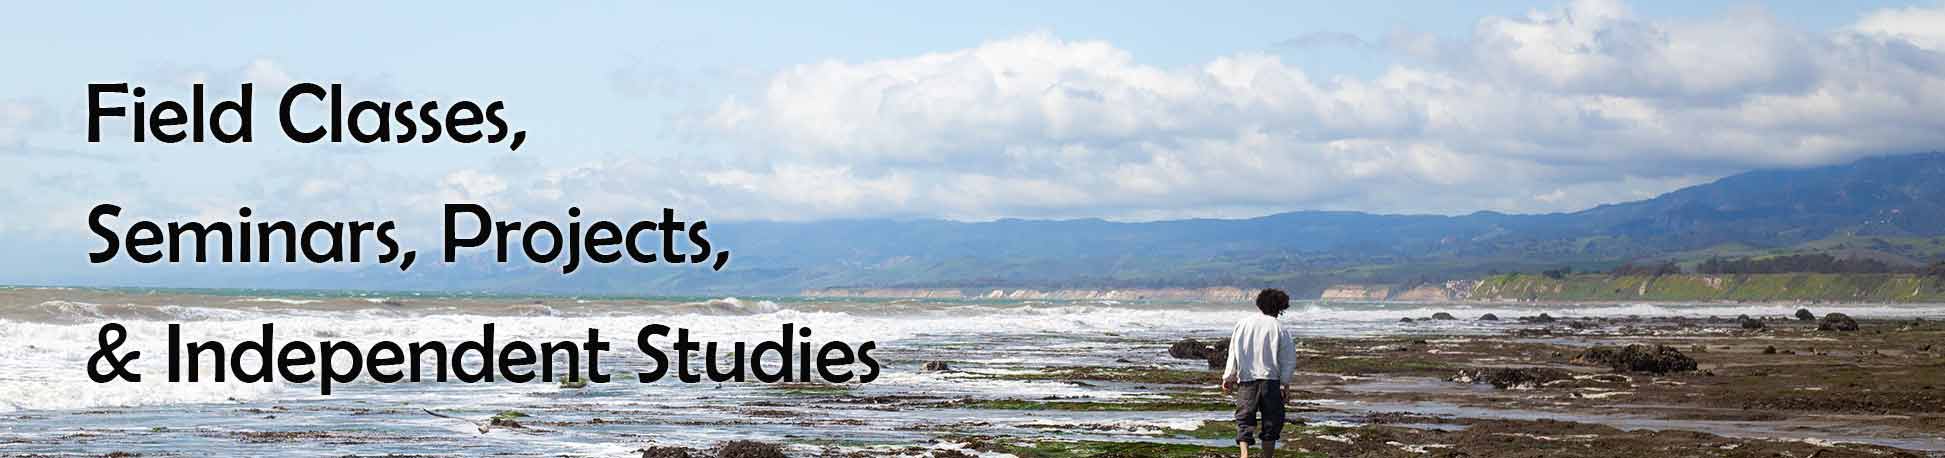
592, 310, 1945, 457
24, 306, 1943, 457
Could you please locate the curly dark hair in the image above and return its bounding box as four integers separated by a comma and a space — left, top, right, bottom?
1255, 288, 1290, 316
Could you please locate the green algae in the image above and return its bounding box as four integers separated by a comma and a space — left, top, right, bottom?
993, 366, 1218, 385
945, 399, 1232, 412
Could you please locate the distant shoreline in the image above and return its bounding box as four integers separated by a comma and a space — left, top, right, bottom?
808, 272, 1945, 306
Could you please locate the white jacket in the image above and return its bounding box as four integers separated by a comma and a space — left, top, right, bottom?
1221, 314, 1297, 383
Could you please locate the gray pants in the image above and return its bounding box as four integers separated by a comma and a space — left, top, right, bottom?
1233, 379, 1285, 445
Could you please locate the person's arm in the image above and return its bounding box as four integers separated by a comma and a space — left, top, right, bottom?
1220, 323, 1242, 393
1277, 325, 1298, 384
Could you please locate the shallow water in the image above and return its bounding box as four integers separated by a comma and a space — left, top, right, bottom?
1, 286, 1941, 455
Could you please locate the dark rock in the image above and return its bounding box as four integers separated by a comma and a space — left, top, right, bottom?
1478, 313, 1500, 321
1572, 344, 1698, 374
718, 441, 787, 458
1205, 349, 1228, 370
930, 450, 976, 458
1431, 312, 1457, 321
1795, 308, 1816, 321
1521, 313, 1557, 323
1167, 338, 1209, 359
641, 446, 694, 458
920, 361, 952, 372
1451, 367, 1574, 389
1566, 320, 1594, 330
1513, 328, 1553, 337
1762, 345, 1777, 355
1818, 313, 1859, 332
1399, 317, 1415, 323
1740, 317, 1766, 330
1193, 339, 1232, 369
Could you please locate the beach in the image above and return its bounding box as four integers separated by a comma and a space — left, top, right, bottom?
1, 287, 1941, 457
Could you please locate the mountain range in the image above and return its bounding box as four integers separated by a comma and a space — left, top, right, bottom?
51, 152, 1945, 296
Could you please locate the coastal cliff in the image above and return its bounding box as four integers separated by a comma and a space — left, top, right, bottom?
1320, 285, 1390, 301
1468, 273, 1945, 303
1320, 280, 1478, 302
803, 273, 1945, 304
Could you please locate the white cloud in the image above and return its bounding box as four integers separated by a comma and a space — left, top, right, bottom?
676, 1, 1945, 219
10, 1, 1945, 236
1852, 4, 1945, 51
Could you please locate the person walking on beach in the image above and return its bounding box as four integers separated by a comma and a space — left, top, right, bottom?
1221, 288, 1297, 458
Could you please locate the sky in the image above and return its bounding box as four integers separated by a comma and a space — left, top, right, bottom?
5, 0, 1945, 280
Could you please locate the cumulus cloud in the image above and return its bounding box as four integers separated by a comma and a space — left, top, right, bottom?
1853, 4, 1945, 51
678, 0, 1945, 219
12, 0, 1945, 237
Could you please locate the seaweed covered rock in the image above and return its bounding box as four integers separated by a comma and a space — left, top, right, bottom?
1478, 313, 1499, 321
1431, 312, 1457, 321
1819, 313, 1859, 332
929, 449, 976, 458
1168, 338, 1214, 360
1521, 313, 1557, 323
1165, 338, 1203, 359
488, 410, 528, 429
1450, 367, 1574, 389
640, 446, 694, 458
1204, 343, 1230, 370
920, 361, 952, 372
1739, 316, 1766, 330
718, 441, 787, 458
1795, 308, 1816, 321
1572, 344, 1697, 374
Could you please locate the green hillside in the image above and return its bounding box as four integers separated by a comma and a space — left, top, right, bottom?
1472, 273, 1945, 303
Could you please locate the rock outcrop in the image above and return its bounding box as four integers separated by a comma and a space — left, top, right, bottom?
1572, 344, 1697, 374
1795, 308, 1816, 321
1451, 367, 1574, 389
1168, 338, 1214, 360
1818, 313, 1859, 331
641, 446, 694, 458
1167, 337, 1231, 369
718, 441, 787, 458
